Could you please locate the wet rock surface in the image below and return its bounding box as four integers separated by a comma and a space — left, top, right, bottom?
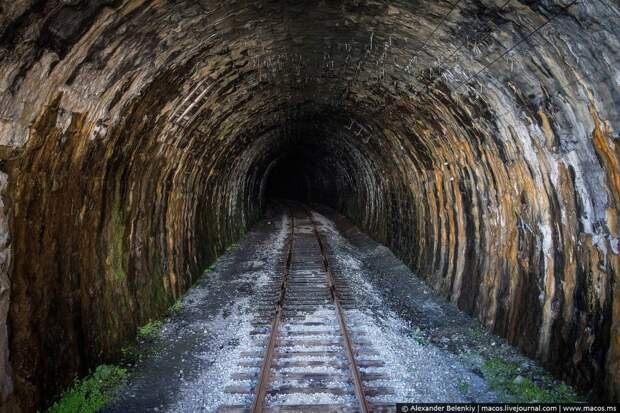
0, 1, 619, 410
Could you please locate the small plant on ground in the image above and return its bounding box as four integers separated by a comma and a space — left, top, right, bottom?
137, 320, 163, 340
481, 357, 578, 403
47, 364, 127, 413
467, 326, 485, 339
120, 345, 143, 366
226, 242, 239, 252
410, 327, 429, 345
168, 299, 182, 315
458, 381, 470, 394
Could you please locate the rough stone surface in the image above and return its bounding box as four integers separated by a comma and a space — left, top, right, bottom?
0, 171, 13, 411
0, 0, 619, 410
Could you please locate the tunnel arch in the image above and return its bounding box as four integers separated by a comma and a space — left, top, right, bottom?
0, 0, 619, 409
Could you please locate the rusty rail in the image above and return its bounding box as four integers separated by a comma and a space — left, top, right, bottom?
250, 204, 371, 413
250, 210, 295, 413
304, 206, 371, 413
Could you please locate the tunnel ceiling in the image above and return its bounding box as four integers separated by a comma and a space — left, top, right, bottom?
1, 0, 620, 410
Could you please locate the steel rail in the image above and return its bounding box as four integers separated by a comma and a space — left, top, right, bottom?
304, 206, 371, 413
250, 209, 295, 413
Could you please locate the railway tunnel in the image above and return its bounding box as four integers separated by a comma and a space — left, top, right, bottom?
0, 0, 619, 411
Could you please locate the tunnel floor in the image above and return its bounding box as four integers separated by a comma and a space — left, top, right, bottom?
102, 205, 577, 412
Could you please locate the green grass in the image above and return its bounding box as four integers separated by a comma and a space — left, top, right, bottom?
409, 327, 429, 345
413, 336, 430, 345
168, 299, 182, 315
120, 345, 138, 362
481, 357, 578, 403
137, 320, 163, 340
467, 326, 485, 339
47, 365, 127, 413
226, 242, 239, 252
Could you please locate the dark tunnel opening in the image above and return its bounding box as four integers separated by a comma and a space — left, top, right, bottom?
262, 139, 346, 204
264, 155, 311, 202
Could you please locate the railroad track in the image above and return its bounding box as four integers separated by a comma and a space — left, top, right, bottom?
219, 206, 394, 412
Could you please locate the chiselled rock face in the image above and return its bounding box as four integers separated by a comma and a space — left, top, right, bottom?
0, 0, 619, 410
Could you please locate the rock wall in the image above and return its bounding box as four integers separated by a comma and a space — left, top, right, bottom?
0, 171, 13, 412
0, 0, 619, 410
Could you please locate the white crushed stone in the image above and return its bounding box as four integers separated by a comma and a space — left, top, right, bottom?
167, 215, 290, 412
169, 298, 256, 411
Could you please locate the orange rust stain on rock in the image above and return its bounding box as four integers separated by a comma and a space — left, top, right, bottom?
607, 208, 618, 237
590, 105, 620, 207
538, 110, 556, 148
558, 163, 577, 325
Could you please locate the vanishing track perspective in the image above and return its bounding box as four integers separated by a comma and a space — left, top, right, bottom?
219, 206, 394, 412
